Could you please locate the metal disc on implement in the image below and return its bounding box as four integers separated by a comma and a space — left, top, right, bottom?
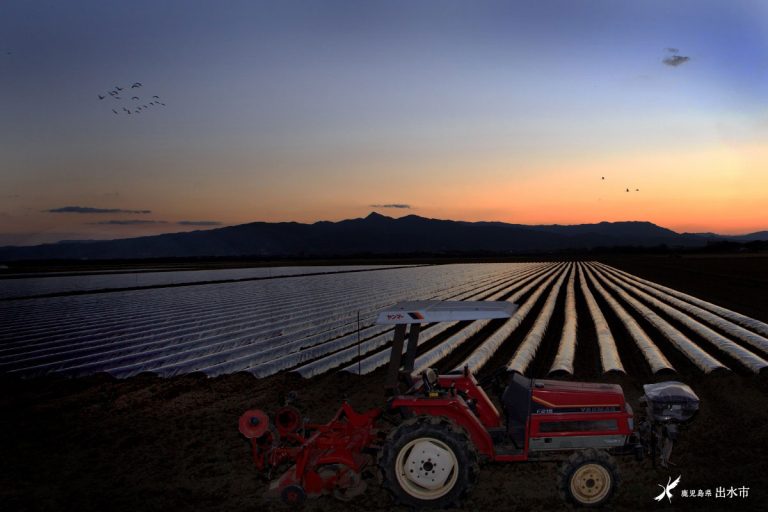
274, 406, 303, 435
239, 409, 269, 439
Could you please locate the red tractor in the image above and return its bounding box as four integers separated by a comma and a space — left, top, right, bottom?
239, 301, 699, 508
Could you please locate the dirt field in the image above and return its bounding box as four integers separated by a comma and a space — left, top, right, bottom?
2, 255, 767, 511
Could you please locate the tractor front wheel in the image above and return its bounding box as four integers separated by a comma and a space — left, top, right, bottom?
380, 416, 478, 508
559, 448, 619, 507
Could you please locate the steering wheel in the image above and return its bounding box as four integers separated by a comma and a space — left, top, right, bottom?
478, 366, 509, 398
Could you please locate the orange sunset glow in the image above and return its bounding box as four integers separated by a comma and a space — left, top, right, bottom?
2, 1, 767, 246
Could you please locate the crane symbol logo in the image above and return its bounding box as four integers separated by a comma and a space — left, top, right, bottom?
654, 475, 682, 503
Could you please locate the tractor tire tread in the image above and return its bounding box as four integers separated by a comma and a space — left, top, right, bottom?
558, 448, 620, 508
380, 415, 478, 509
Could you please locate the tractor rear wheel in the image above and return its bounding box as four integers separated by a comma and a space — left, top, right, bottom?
559, 448, 619, 507
380, 416, 478, 508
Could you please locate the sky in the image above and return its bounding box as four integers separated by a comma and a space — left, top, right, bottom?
1, 0, 767, 245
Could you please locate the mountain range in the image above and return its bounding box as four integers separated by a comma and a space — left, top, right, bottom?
1, 213, 766, 261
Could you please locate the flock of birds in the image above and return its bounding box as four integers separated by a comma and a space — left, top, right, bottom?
97, 82, 166, 115
601, 176, 639, 193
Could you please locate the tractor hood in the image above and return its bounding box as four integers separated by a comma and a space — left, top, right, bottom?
531, 379, 625, 412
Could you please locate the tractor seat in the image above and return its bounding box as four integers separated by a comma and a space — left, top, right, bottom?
501, 372, 532, 449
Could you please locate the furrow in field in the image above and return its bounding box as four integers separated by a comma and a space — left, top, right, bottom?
594, 262, 768, 356
296, 264, 556, 378
4, 265, 524, 375
581, 264, 673, 374
594, 263, 768, 338
444, 264, 566, 375
506, 263, 570, 374
248, 265, 556, 378
587, 264, 726, 374
110, 265, 543, 378
591, 264, 768, 374
548, 264, 579, 375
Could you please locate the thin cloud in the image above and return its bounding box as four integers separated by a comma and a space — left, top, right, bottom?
177, 220, 223, 226
90, 220, 167, 225
370, 204, 413, 209
662, 55, 690, 67
46, 206, 151, 214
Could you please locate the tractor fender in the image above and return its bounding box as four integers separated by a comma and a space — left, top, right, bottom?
388, 398, 494, 458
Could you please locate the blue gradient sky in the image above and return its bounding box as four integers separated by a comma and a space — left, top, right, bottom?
1, 1, 766, 245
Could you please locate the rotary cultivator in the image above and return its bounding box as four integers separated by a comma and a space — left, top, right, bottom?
239, 301, 700, 508
239, 400, 380, 504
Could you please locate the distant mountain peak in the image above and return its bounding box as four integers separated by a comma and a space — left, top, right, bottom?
365, 212, 392, 220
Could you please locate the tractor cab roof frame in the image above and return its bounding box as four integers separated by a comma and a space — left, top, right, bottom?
377, 301, 517, 393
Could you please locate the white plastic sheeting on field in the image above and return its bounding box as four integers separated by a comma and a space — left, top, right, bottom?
592, 264, 768, 374
548, 265, 578, 375
294, 265, 551, 378
413, 264, 564, 375
588, 265, 727, 374
452, 264, 567, 374
595, 264, 768, 338
338, 264, 551, 376
576, 263, 625, 374
3, 260, 768, 380
594, 263, 768, 356
0, 264, 527, 377
581, 264, 672, 374
507, 263, 570, 374
0, 265, 415, 299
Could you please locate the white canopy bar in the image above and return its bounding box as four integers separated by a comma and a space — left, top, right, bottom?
376, 300, 517, 325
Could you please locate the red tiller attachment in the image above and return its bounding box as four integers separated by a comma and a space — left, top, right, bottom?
239, 401, 383, 506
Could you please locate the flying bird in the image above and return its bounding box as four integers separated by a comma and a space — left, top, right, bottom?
115, 86, 123, 91
132, 96, 139, 100
152, 95, 159, 99
626, 188, 630, 192
112, 109, 118, 114
98, 94, 105, 100
109, 90, 118, 96
654, 475, 681, 503
601, 176, 605, 180
131, 82, 142, 88
636, 188, 639, 192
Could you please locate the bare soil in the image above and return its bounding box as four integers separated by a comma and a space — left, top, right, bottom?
2, 256, 767, 511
